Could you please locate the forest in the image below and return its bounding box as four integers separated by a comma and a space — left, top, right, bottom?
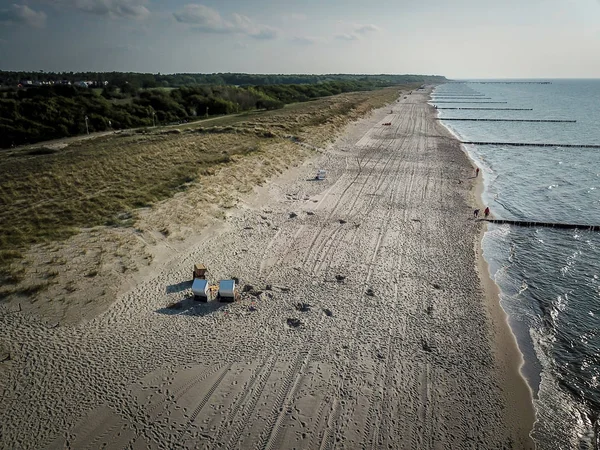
0, 72, 446, 148
0, 71, 446, 88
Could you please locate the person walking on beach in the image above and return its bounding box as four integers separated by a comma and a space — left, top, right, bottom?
473, 209, 480, 218
475, 167, 480, 177
484, 207, 490, 218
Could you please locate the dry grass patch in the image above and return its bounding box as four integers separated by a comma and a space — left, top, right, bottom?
0, 132, 263, 280
0, 85, 411, 319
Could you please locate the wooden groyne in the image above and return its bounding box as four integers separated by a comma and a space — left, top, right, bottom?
462, 141, 600, 148
437, 118, 576, 123
432, 97, 492, 100
481, 219, 600, 231
436, 108, 533, 111
432, 101, 508, 104
457, 81, 552, 85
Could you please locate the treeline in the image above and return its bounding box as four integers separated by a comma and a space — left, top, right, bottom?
0, 71, 446, 88
0, 80, 398, 148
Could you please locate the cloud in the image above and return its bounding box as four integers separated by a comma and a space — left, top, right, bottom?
282, 13, 306, 21
231, 13, 278, 39
173, 4, 228, 31
355, 24, 380, 34
0, 4, 47, 27
50, 0, 150, 20
174, 4, 278, 39
334, 23, 380, 42
335, 33, 358, 41
250, 26, 277, 39
291, 36, 320, 45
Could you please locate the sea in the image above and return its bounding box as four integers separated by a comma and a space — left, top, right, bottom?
432, 80, 600, 450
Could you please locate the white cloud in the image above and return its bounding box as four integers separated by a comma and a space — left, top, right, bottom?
231, 13, 278, 39
291, 36, 320, 45
50, 0, 150, 20
282, 13, 306, 21
173, 4, 228, 32
0, 4, 47, 28
174, 4, 278, 39
355, 24, 380, 34
335, 33, 358, 41
334, 23, 380, 42
250, 26, 278, 39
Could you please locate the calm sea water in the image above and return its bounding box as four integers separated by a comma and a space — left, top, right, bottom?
433, 80, 600, 450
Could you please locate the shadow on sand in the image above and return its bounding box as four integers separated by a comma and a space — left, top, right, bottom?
156, 296, 227, 317
165, 280, 192, 294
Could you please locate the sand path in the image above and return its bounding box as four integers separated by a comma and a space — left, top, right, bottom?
0, 90, 533, 449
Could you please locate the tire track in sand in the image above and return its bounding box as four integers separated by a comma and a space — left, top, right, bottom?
311, 128, 402, 277
222, 355, 280, 450
173, 362, 234, 445
258, 349, 313, 450
262, 126, 386, 280
207, 353, 277, 446
317, 106, 417, 278
298, 125, 392, 272
328, 106, 419, 446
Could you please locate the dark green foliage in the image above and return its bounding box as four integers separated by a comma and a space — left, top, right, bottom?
0, 71, 447, 88
256, 98, 284, 110
0, 73, 445, 148
27, 147, 57, 156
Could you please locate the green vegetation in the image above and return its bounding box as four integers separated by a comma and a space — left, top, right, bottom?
0, 131, 264, 279
0, 71, 446, 148
0, 86, 403, 288
0, 71, 446, 88
0, 80, 402, 148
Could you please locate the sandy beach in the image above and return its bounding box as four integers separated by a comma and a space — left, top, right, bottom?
0, 89, 534, 449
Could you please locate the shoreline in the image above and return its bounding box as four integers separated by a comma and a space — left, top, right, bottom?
0, 88, 539, 449
432, 94, 536, 446
473, 204, 537, 448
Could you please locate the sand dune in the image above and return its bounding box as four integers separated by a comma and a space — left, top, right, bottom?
0, 89, 533, 449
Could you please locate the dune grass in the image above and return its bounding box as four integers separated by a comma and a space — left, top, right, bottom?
0, 86, 406, 288
0, 132, 262, 282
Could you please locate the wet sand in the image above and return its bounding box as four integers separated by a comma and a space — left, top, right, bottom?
440, 105, 536, 449
0, 89, 534, 449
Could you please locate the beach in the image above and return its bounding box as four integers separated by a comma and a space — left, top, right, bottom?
0, 88, 534, 449
435, 80, 600, 449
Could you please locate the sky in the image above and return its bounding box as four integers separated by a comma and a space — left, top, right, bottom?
0, 0, 599, 78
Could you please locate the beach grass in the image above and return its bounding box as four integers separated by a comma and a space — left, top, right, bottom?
0, 86, 404, 290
